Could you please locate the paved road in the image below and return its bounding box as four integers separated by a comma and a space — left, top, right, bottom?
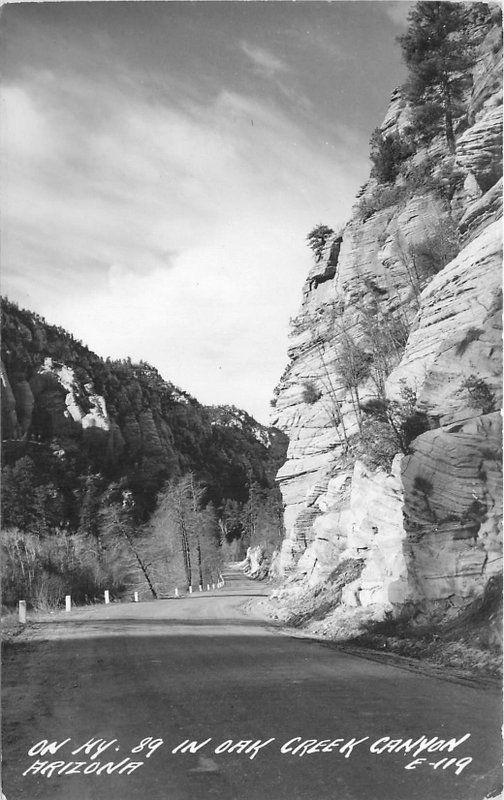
2, 571, 501, 800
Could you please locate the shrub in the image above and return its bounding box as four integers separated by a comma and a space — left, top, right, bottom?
357, 184, 408, 220
302, 381, 321, 404
396, 219, 460, 291
358, 383, 430, 469
370, 128, 415, 184
400, 156, 465, 202
359, 305, 411, 393
1, 529, 130, 609
462, 376, 496, 414
359, 152, 465, 223
355, 417, 399, 471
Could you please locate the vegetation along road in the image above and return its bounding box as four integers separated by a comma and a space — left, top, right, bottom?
2, 571, 501, 800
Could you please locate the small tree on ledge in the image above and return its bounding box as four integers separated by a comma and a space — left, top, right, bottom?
306, 224, 334, 262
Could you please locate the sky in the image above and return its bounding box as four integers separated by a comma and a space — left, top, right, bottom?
1, 1, 412, 423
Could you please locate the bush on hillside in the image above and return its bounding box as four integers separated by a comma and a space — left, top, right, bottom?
302, 381, 322, 404
357, 384, 431, 471
356, 184, 408, 220
407, 220, 460, 281
400, 156, 465, 202
370, 128, 415, 184
462, 376, 496, 414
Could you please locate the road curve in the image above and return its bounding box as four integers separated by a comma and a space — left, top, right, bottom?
2, 571, 501, 800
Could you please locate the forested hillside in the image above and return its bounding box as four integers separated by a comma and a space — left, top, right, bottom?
1, 298, 287, 606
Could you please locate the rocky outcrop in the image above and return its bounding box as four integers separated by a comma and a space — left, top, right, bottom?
456, 106, 502, 191
236, 546, 271, 580
271, 15, 502, 621
401, 412, 502, 602
458, 178, 503, 243
387, 220, 502, 415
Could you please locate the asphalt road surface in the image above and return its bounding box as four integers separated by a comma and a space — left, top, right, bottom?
2, 571, 502, 800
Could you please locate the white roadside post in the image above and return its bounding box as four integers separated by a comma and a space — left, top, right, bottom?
189, 586, 193, 594
199, 585, 202, 592
65, 595, 71, 612
175, 587, 179, 598
212, 583, 215, 590
207, 584, 210, 591
134, 591, 139, 603
104, 590, 110, 604
18, 600, 26, 624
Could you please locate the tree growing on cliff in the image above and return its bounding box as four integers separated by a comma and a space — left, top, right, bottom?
369, 128, 414, 184
358, 383, 430, 470
399, 2, 474, 152
336, 334, 372, 427
306, 224, 334, 262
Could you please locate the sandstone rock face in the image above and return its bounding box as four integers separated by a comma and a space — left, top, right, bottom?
38, 358, 111, 431
235, 546, 270, 579
458, 178, 503, 244
272, 23, 502, 618
401, 412, 502, 602
387, 220, 502, 418
456, 106, 502, 191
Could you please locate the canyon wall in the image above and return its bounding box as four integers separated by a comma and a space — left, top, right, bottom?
271, 11, 502, 618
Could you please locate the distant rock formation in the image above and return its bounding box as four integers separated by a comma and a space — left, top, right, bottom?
1, 300, 286, 528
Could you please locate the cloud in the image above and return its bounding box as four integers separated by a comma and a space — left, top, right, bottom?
2, 50, 369, 421
240, 42, 289, 76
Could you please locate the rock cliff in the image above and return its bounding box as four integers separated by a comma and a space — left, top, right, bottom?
271, 8, 502, 623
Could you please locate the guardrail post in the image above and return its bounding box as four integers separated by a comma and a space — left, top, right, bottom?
198, 585, 202, 591
134, 591, 139, 602
206, 584, 210, 591
65, 595, 71, 612
189, 586, 193, 594
104, 590, 110, 604
175, 587, 179, 597
19, 600, 26, 624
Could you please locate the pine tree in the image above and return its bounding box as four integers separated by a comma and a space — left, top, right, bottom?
306, 224, 334, 262
398, 2, 474, 152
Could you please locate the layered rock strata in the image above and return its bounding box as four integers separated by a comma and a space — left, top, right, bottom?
271, 16, 502, 616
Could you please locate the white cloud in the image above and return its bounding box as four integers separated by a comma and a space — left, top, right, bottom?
1, 65, 368, 421
240, 42, 289, 76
